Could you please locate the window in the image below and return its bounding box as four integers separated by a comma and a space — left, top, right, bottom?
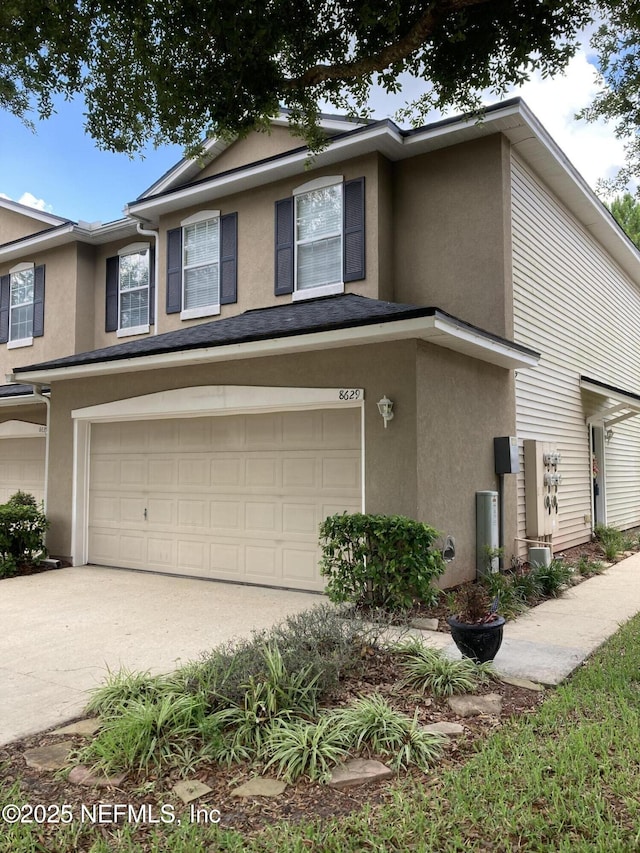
165, 212, 237, 317
182, 212, 220, 318
9, 267, 34, 342
295, 182, 342, 293
119, 247, 150, 333
0, 263, 44, 347
105, 244, 154, 336
274, 177, 365, 299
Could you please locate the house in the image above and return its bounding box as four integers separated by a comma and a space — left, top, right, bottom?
1, 99, 639, 592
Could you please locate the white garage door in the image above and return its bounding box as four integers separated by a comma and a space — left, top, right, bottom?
88, 408, 361, 590
0, 437, 46, 504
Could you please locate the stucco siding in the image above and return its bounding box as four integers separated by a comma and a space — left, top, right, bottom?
511, 153, 640, 551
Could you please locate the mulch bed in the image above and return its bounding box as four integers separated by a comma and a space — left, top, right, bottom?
0, 649, 544, 847
1, 534, 637, 848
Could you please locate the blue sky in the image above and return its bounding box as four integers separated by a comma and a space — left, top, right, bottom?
0, 43, 629, 225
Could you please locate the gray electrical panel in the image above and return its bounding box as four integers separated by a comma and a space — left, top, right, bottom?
494, 436, 520, 475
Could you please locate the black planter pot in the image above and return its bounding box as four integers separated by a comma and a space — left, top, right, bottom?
446, 615, 506, 664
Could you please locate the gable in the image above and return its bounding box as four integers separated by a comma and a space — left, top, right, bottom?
0, 205, 66, 246
196, 126, 307, 182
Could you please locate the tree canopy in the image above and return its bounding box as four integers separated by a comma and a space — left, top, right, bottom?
0, 0, 638, 167
607, 192, 640, 247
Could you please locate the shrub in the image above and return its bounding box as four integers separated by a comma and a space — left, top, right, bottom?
191, 604, 381, 708
0, 502, 49, 574
574, 556, 606, 577
7, 490, 38, 507
319, 513, 445, 611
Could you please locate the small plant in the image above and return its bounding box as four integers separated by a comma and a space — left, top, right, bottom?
264, 715, 350, 782
319, 513, 445, 611
482, 571, 531, 619
335, 694, 444, 771
85, 667, 166, 716
530, 559, 573, 597
394, 641, 491, 697
79, 693, 220, 772
7, 490, 38, 507
594, 523, 624, 561
574, 556, 606, 577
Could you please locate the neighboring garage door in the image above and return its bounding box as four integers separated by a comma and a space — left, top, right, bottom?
88, 408, 361, 591
0, 437, 46, 504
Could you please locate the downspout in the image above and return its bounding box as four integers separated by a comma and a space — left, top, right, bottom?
29, 384, 50, 519
136, 222, 159, 335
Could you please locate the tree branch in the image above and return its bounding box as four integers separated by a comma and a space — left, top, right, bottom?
283, 0, 493, 90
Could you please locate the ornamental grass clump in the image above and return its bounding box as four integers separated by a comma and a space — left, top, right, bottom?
394, 640, 491, 698
334, 694, 444, 772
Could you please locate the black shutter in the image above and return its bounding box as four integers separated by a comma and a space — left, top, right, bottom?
220, 212, 237, 305
32, 265, 45, 338
166, 227, 182, 314
274, 197, 294, 295
0, 275, 9, 344
105, 256, 119, 332
343, 177, 365, 282
148, 248, 155, 325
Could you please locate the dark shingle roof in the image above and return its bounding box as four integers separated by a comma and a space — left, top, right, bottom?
14, 294, 536, 375
0, 383, 47, 398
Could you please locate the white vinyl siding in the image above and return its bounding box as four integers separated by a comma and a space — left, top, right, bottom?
511, 154, 640, 553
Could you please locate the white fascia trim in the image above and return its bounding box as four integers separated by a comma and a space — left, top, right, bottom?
16, 314, 539, 385
0, 393, 44, 408
0, 198, 69, 227
580, 378, 640, 416
0, 219, 140, 262
0, 420, 47, 438
72, 385, 365, 422
127, 123, 405, 219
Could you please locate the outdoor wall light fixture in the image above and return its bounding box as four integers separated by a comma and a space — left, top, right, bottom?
377, 395, 394, 428
606, 428, 614, 443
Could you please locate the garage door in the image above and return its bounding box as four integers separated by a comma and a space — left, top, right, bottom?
88, 408, 361, 590
0, 437, 46, 504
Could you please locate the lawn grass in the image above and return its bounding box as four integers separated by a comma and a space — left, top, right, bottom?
3, 613, 640, 852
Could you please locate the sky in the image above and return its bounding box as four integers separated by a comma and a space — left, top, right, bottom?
0, 36, 630, 225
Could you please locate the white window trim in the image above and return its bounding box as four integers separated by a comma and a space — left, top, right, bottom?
117, 324, 150, 338
293, 178, 345, 297
180, 210, 222, 321
8, 265, 35, 344
7, 336, 33, 349
117, 244, 150, 334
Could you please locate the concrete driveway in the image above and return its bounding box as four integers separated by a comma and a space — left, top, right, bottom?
0, 566, 320, 745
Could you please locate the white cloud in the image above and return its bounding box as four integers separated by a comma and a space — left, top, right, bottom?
17, 192, 54, 213
0, 191, 54, 213
504, 51, 629, 194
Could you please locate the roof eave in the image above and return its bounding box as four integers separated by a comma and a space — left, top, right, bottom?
12, 314, 539, 384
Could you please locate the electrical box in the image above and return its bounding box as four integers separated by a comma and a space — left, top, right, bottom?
476, 491, 499, 576
494, 436, 520, 475
524, 440, 561, 538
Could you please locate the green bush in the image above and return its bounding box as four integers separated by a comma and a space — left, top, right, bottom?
594, 523, 624, 561
319, 513, 445, 610
7, 490, 38, 508
0, 502, 49, 575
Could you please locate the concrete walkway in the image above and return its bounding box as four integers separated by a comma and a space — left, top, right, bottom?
421, 553, 640, 685
0, 566, 319, 746
3, 554, 640, 745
